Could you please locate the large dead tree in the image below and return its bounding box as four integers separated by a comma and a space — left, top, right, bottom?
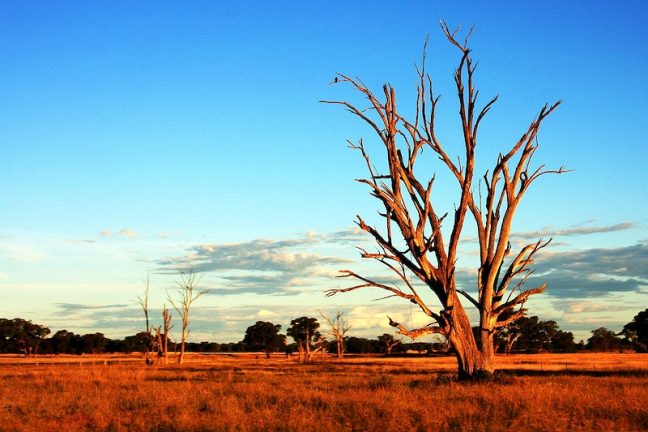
323, 22, 566, 379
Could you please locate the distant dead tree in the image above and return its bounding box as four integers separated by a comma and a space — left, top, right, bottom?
320, 310, 351, 359
378, 333, 402, 355
153, 304, 173, 364
168, 269, 207, 365
135, 273, 155, 365
161, 304, 172, 364
323, 22, 566, 379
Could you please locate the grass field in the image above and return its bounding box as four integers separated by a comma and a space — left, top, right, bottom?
1, 353, 647, 431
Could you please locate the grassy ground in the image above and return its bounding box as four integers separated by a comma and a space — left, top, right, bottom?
0, 353, 647, 431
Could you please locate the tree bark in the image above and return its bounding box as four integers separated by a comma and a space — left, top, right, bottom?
445, 300, 487, 379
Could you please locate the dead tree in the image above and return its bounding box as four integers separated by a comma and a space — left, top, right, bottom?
320, 310, 351, 359
160, 304, 172, 364
322, 22, 566, 379
378, 333, 402, 355
167, 270, 207, 365
135, 274, 154, 365
309, 334, 327, 361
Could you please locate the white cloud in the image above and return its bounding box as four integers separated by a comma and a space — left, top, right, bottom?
510, 221, 638, 241
257, 309, 280, 319
99, 228, 139, 239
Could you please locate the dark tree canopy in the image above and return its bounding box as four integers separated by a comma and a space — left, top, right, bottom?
496, 316, 576, 353
621, 308, 648, 352
377, 333, 402, 355
0, 318, 50, 356
586, 327, 623, 352
242, 321, 286, 358
286, 317, 321, 346
287, 317, 325, 362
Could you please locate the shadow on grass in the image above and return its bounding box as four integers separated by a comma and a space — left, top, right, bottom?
499, 369, 648, 378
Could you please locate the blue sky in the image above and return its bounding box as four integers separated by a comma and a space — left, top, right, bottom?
1, 1, 646, 342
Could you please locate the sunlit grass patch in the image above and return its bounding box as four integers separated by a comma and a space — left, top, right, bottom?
0, 353, 646, 431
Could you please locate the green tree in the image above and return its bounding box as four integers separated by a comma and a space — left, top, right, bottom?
586, 327, 622, 352
621, 309, 648, 352
287, 317, 325, 362
80, 333, 110, 354
550, 329, 577, 353
121, 332, 153, 353
496, 316, 577, 353
48, 330, 80, 354
344, 336, 377, 354
242, 321, 286, 358
0, 318, 50, 356
377, 333, 402, 355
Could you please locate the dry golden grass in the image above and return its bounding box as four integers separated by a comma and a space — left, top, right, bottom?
0, 353, 647, 431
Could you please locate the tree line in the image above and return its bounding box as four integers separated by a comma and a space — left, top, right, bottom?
1, 308, 646, 358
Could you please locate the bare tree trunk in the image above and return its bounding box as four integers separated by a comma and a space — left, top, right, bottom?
162, 305, 172, 365
297, 344, 304, 363
154, 326, 162, 357
445, 301, 483, 378
304, 329, 311, 361
136, 274, 153, 365
179, 333, 186, 365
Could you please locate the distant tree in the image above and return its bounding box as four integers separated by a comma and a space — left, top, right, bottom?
586, 327, 622, 352
220, 341, 246, 353
344, 336, 377, 354
287, 317, 325, 362
496, 316, 563, 353
135, 274, 155, 364
153, 304, 173, 364
121, 332, 152, 353
621, 308, 648, 352
495, 318, 523, 354
168, 269, 208, 364
80, 333, 110, 354
378, 333, 402, 355
549, 329, 577, 353
320, 310, 351, 359
430, 339, 450, 353
106, 337, 126, 353
242, 321, 286, 358
46, 330, 77, 354
0, 318, 50, 356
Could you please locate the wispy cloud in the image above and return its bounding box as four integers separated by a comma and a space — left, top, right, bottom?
552, 300, 635, 314
55, 303, 129, 312
521, 242, 648, 299
318, 227, 370, 244
99, 228, 139, 239
510, 222, 637, 241
156, 234, 353, 296
536, 242, 647, 278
